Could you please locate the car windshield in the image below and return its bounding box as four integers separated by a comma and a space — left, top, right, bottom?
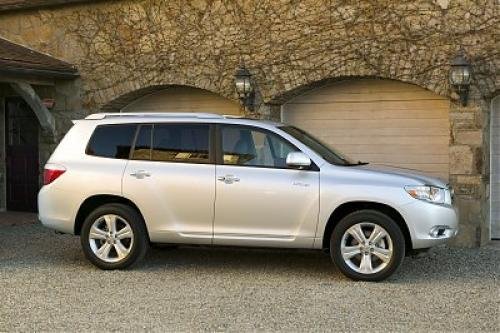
279, 125, 361, 166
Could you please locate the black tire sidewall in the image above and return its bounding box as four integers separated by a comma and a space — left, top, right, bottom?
330, 210, 405, 281
80, 203, 148, 270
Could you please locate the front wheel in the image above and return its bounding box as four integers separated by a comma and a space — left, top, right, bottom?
81, 203, 149, 270
330, 210, 405, 281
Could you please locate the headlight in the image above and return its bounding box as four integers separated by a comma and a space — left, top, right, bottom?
404, 185, 450, 205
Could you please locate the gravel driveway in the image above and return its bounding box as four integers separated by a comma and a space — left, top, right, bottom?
0, 214, 499, 332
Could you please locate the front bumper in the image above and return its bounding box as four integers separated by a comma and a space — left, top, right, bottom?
400, 200, 459, 249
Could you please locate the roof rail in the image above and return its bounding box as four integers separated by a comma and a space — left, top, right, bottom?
84, 112, 225, 120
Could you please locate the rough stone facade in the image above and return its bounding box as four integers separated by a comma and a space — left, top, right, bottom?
0, 0, 498, 246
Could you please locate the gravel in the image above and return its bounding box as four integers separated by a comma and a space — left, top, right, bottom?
0, 218, 499, 332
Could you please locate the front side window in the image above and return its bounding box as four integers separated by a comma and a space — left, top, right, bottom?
151, 124, 210, 163
221, 125, 298, 168
86, 124, 136, 159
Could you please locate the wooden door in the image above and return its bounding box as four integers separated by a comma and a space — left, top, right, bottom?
121, 86, 242, 115
282, 79, 450, 180
5, 98, 39, 212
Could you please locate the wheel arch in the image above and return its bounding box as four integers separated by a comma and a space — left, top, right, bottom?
74, 194, 147, 236
322, 201, 413, 251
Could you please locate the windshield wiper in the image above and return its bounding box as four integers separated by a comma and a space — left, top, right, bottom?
345, 161, 369, 166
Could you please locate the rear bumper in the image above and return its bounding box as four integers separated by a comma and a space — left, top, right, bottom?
38, 185, 77, 234
401, 200, 459, 249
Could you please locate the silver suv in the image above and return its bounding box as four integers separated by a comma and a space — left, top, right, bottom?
39, 113, 458, 281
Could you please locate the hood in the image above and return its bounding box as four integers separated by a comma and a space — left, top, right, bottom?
346, 164, 449, 188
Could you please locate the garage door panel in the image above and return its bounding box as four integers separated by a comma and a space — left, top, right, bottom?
121, 86, 242, 115
354, 154, 449, 164
291, 94, 447, 104
318, 135, 449, 145
334, 144, 449, 156
287, 100, 448, 112
302, 127, 448, 137
283, 79, 450, 179
292, 119, 449, 130
286, 108, 448, 120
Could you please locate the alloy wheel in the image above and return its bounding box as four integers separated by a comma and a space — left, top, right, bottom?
340, 222, 393, 274
88, 214, 134, 263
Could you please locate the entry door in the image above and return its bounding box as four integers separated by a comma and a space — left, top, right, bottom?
122, 123, 215, 244
213, 125, 319, 248
491, 96, 500, 239
5, 98, 39, 212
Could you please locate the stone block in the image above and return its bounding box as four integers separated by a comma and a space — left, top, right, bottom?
450, 197, 482, 247
454, 130, 483, 146
449, 145, 475, 175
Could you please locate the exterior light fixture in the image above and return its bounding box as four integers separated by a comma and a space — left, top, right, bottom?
449, 49, 472, 106
234, 66, 254, 112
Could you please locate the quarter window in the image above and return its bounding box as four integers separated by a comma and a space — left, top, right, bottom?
86, 124, 136, 159
151, 124, 210, 163
221, 125, 298, 168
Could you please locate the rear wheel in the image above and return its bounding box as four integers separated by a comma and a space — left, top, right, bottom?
81, 203, 149, 270
330, 210, 405, 281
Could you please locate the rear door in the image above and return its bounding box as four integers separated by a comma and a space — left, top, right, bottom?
122, 123, 215, 244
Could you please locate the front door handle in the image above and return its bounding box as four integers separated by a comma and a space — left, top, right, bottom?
130, 170, 151, 179
217, 175, 240, 184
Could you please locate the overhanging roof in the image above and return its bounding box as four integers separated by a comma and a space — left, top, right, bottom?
0, 36, 78, 78
0, 0, 100, 12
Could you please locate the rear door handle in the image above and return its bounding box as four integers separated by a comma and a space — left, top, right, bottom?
130, 170, 151, 179
217, 175, 240, 184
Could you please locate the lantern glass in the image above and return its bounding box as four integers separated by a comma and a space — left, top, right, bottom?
234, 68, 253, 98
450, 65, 471, 86
235, 76, 252, 95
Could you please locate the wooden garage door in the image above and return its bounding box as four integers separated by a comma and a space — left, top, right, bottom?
121, 86, 242, 115
282, 79, 450, 179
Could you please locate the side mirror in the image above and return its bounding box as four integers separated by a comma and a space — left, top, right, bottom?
286, 152, 311, 169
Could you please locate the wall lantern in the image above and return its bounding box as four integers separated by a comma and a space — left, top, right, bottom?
234, 67, 255, 112
449, 49, 472, 106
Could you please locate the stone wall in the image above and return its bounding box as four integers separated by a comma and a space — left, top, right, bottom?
0, 0, 498, 245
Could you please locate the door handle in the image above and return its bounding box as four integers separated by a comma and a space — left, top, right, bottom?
130, 170, 151, 179
217, 175, 240, 184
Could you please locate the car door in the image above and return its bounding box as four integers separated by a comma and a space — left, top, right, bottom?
122, 123, 215, 244
213, 124, 320, 248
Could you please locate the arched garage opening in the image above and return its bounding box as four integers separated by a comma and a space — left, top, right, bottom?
120, 85, 242, 116
282, 78, 450, 180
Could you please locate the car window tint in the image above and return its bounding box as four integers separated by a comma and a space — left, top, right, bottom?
131, 125, 152, 160
221, 126, 298, 168
152, 124, 210, 163
86, 124, 136, 159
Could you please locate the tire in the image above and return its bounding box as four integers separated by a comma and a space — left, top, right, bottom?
81, 203, 149, 270
330, 210, 405, 281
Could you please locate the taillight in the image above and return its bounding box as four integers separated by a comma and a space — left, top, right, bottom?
43, 165, 66, 185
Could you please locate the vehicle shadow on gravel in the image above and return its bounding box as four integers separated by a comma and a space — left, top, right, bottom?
141, 245, 498, 283
1, 222, 498, 283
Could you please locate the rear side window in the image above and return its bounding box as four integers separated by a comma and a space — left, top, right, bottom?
131, 125, 152, 160
86, 124, 136, 159
152, 124, 210, 163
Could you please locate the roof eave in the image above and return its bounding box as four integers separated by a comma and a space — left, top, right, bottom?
0, 66, 79, 79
